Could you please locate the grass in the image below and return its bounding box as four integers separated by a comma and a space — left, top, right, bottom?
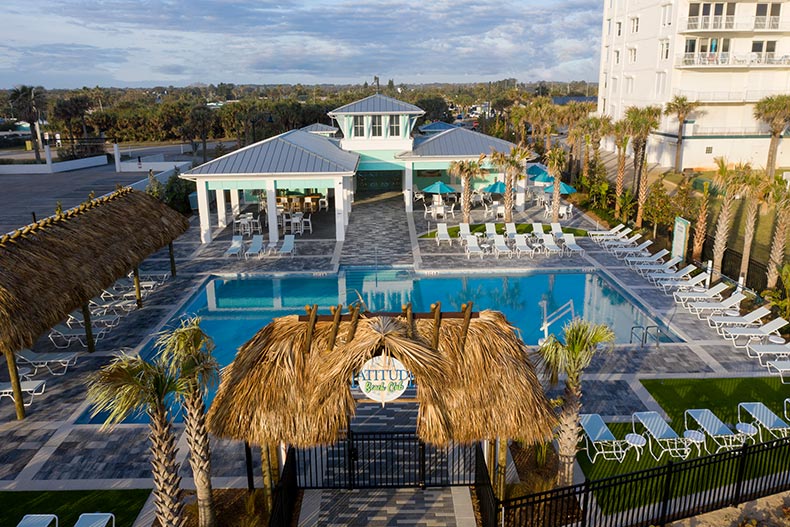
420, 223, 588, 238
0, 489, 151, 527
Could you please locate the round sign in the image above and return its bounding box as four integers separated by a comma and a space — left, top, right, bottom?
356, 356, 410, 404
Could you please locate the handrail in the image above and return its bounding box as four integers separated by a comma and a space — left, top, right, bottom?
540, 299, 575, 340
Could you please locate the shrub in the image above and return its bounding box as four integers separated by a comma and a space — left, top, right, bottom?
163, 168, 195, 214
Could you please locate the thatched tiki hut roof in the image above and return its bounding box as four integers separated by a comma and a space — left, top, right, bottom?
208, 309, 556, 448
0, 188, 189, 418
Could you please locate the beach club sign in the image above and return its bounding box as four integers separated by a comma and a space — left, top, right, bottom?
354, 355, 412, 405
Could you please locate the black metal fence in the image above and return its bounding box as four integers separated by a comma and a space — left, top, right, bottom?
693, 231, 771, 293
475, 444, 499, 527
269, 447, 298, 527
501, 436, 790, 527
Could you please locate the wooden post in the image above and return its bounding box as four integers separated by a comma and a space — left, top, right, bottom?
261, 446, 273, 514
497, 437, 508, 500
327, 304, 343, 350
403, 302, 413, 337
304, 304, 318, 354
346, 305, 361, 342
460, 302, 474, 353
168, 242, 177, 277
132, 267, 143, 309
430, 302, 442, 349
4, 350, 25, 420
81, 304, 95, 354
244, 442, 255, 491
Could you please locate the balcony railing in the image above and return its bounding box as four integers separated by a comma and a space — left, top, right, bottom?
692, 126, 767, 136
673, 89, 789, 102
680, 15, 788, 31
675, 52, 790, 67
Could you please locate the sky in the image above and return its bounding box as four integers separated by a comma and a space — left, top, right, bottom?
1, 0, 603, 89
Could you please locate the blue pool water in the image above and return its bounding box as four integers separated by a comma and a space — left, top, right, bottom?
78, 269, 671, 424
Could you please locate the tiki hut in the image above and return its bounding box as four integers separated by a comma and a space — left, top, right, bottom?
208, 306, 556, 448
0, 188, 189, 418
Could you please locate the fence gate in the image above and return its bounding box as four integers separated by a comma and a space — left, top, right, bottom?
295, 431, 476, 489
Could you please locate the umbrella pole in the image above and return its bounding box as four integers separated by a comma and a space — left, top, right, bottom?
132, 267, 143, 309
168, 242, 177, 278
244, 441, 255, 491
4, 350, 25, 420
81, 304, 96, 354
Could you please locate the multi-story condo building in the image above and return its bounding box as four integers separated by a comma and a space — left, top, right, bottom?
598, 0, 790, 170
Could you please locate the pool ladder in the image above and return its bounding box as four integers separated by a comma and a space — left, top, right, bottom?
630, 325, 661, 347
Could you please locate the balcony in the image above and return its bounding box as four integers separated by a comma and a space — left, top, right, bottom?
691, 126, 767, 136
680, 16, 789, 32
675, 52, 790, 68
673, 89, 788, 102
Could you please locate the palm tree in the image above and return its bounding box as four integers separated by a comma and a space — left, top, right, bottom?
157, 318, 219, 527
612, 120, 630, 219
754, 94, 790, 179
664, 96, 700, 173
692, 182, 710, 262
711, 158, 748, 276
449, 156, 485, 224
9, 85, 46, 162
738, 170, 770, 284
546, 146, 567, 223
626, 106, 662, 227
766, 177, 790, 288
490, 145, 533, 223
87, 355, 184, 527
589, 115, 612, 170
536, 318, 615, 487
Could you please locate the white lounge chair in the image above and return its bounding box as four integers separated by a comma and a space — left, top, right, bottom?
67, 310, 120, 329
647, 264, 696, 285
675, 282, 731, 308
722, 317, 788, 348
89, 297, 136, 315
16, 349, 80, 376
602, 233, 642, 251
464, 235, 484, 259
16, 515, 57, 527
738, 402, 790, 441
244, 235, 265, 259
684, 409, 746, 453
436, 223, 452, 246
610, 239, 653, 258
49, 324, 107, 349
687, 292, 745, 319
589, 223, 625, 238
458, 223, 472, 244
550, 222, 563, 240
530, 222, 545, 239
485, 223, 497, 239
276, 234, 295, 257
223, 235, 243, 258
626, 248, 669, 268
1, 380, 46, 407
579, 414, 628, 463
710, 306, 771, 334
594, 227, 633, 245
767, 360, 790, 383
542, 234, 563, 256
514, 234, 538, 258
74, 513, 115, 527
632, 411, 691, 461
748, 341, 790, 367
636, 256, 682, 276
658, 272, 708, 295
493, 235, 513, 259
505, 222, 518, 240
562, 233, 585, 256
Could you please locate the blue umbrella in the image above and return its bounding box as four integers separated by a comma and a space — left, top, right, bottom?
422, 181, 457, 194
530, 171, 554, 183
483, 181, 507, 194
527, 164, 548, 176
543, 182, 577, 195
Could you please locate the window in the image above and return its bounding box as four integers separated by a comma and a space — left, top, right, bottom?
614, 49, 621, 64
389, 115, 400, 137
629, 47, 637, 63
655, 72, 667, 95
630, 17, 639, 33
353, 115, 364, 137
616, 21, 622, 36
756, 3, 781, 29
611, 77, 618, 93
607, 18, 612, 35
626, 77, 635, 93
371, 115, 382, 137
660, 40, 670, 60
661, 4, 673, 25
705, 146, 713, 154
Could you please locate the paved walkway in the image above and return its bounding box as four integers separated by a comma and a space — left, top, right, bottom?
339, 193, 413, 267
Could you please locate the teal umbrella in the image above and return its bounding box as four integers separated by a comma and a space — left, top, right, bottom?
530, 171, 554, 183
422, 181, 457, 194
527, 164, 548, 176
543, 182, 577, 195
484, 181, 507, 194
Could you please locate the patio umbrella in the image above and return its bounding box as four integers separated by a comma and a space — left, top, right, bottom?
422, 181, 457, 194
483, 181, 507, 194
527, 164, 548, 176
543, 182, 577, 195
530, 171, 554, 184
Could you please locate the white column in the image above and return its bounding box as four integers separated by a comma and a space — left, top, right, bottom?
44, 145, 53, 167
515, 180, 526, 212
206, 279, 217, 311
197, 181, 212, 243
215, 189, 227, 229
266, 180, 279, 242
343, 177, 352, 226
335, 176, 346, 241
404, 163, 413, 212
230, 189, 241, 216
113, 144, 121, 172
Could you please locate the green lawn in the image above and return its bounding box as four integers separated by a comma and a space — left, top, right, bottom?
420, 223, 588, 238
0, 489, 151, 527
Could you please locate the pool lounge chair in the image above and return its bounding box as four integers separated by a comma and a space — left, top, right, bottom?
530, 222, 545, 239
67, 310, 121, 329
610, 239, 653, 258
592, 227, 633, 244
458, 223, 472, 244
550, 222, 563, 240
16, 515, 58, 527
767, 360, 790, 384
49, 324, 108, 349
709, 306, 771, 334
647, 264, 696, 285
687, 292, 745, 319
626, 248, 669, 268
589, 223, 625, 238
684, 409, 747, 453
493, 235, 513, 259
542, 234, 564, 256
579, 414, 628, 463
602, 233, 642, 251
514, 234, 538, 258
436, 223, 452, 246
223, 235, 243, 258
89, 297, 137, 316
722, 317, 788, 348
562, 234, 585, 256
16, 348, 80, 376
1, 380, 46, 407
485, 223, 497, 239
74, 513, 115, 527
505, 222, 518, 240
748, 341, 790, 366
464, 235, 484, 259
635, 256, 682, 276
275, 235, 295, 257
674, 281, 730, 307
738, 402, 790, 441
244, 235, 265, 259
633, 411, 691, 461
658, 271, 707, 295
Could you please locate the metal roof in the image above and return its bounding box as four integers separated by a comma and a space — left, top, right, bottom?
185, 130, 359, 176
418, 121, 459, 133
328, 94, 425, 116
300, 123, 338, 134
403, 128, 516, 158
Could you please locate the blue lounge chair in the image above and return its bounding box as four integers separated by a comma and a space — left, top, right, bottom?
579, 414, 628, 463
738, 402, 790, 441
74, 513, 115, 527
633, 411, 691, 461
16, 515, 58, 527
684, 409, 746, 453
223, 235, 243, 258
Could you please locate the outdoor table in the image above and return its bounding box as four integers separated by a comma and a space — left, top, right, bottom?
768, 335, 786, 345
724, 309, 741, 317
684, 430, 707, 456
625, 433, 647, 461
735, 422, 758, 444
290, 212, 304, 235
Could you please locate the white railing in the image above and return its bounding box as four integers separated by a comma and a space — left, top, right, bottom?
673, 89, 789, 102
675, 52, 790, 67
692, 126, 767, 136
680, 16, 788, 31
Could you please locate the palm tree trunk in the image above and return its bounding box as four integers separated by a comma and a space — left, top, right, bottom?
462, 174, 472, 224
692, 186, 709, 261
674, 121, 684, 173
767, 205, 789, 288
148, 405, 184, 527
615, 149, 625, 219
496, 437, 508, 500
556, 385, 581, 488
183, 392, 217, 527
635, 144, 648, 227
261, 444, 274, 514
32, 121, 42, 163
551, 173, 562, 223
504, 171, 514, 223
544, 127, 552, 152
739, 200, 759, 283
712, 197, 736, 276
582, 141, 590, 185
767, 133, 780, 179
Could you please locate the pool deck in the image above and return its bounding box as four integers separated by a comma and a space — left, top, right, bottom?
0, 192, 776, 525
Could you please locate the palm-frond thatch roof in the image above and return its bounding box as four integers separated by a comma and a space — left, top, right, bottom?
208, 310, 556, 447
0, 188, 189, 355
